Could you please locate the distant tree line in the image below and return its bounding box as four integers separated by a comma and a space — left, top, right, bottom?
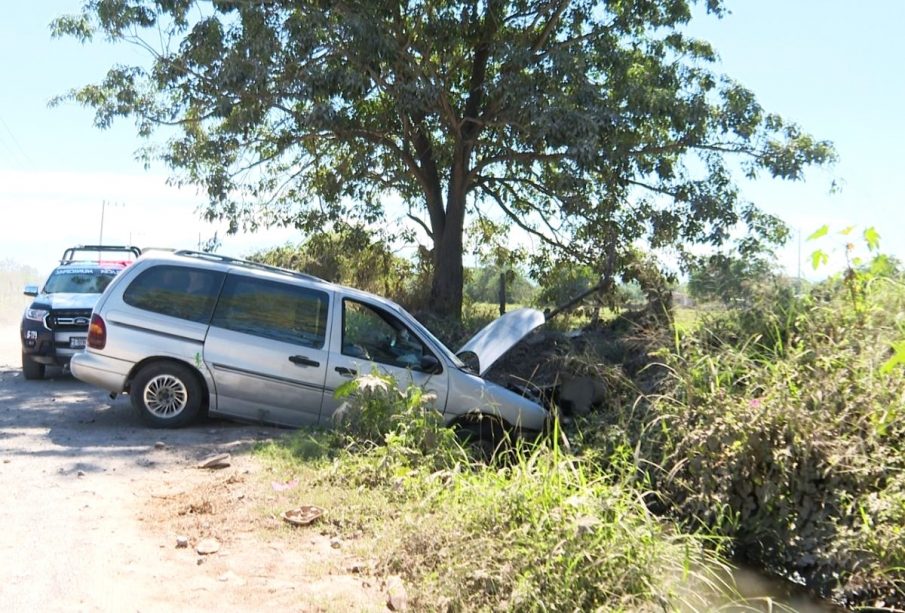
0, 260, 41, 321
249, 229, 659, 315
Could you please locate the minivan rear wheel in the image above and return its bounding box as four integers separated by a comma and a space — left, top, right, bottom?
131, 362, 202, 428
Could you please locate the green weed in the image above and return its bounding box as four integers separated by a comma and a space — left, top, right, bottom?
627, 274, 905, 606
255, 375, 728, 611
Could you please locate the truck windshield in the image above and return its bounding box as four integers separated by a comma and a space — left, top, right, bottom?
43, 268, 119, 294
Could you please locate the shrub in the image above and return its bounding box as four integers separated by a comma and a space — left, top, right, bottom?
247, 225, 419, 305
332, 371, 465, 477
625, 277, 905, 606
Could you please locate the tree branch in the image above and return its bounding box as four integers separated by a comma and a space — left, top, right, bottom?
471, 149, 569, 177
462, 0, 501, 142
530, 0, 571, 55
411, 119, 447, 235
407, 213, 434, 240
488, 177, 567, 240
475, 183, 582, 259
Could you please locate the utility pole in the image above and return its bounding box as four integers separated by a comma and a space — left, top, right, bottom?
99, 201, 107, 245
99, 201, 124, 246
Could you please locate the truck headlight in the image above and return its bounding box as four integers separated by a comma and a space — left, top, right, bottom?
24, 308, 49, 322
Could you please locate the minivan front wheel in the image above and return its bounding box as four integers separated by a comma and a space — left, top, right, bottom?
455, 418, 507, 461
131, 362, 202, 428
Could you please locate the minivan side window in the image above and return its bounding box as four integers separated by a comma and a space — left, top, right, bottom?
342, 299, 434, 370
122, 265, 224, 323
211, 275, 329, 348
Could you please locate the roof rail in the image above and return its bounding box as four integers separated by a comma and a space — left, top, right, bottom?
60, 245, 142, 264
172, 250, 325, 283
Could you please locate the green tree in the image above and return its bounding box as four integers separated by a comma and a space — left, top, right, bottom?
535, 260, 596, 306
248, 225, 417, 302
52, 0, 833, 319
464, 264, 536, 305
686, 252, 775, 304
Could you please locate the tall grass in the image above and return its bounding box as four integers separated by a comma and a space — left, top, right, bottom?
587, 276, 905, 607
256, 373, 728, 611
255, 274, 905, 608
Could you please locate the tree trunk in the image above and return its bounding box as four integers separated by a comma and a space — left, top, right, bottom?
424, 129, 470, 320
430, 221, 464, 320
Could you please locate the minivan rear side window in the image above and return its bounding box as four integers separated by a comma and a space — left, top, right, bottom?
123, 265, 224, 323
211, 275, 329, 348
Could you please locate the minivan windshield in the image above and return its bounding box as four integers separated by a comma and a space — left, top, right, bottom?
402, 308, 466, 369
43, 267, 120, 294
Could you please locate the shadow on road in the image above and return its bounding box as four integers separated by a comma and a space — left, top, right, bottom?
0, 365, 288, 471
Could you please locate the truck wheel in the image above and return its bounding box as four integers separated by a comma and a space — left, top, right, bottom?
131, 362, 202, 428
21, 353, 45, 380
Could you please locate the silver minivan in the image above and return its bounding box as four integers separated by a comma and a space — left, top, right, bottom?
71, 250, 548, 441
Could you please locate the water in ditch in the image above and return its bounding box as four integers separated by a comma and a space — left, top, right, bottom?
705, 563, 846, 612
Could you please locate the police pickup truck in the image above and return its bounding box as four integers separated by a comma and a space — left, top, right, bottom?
20, 245, 140, 379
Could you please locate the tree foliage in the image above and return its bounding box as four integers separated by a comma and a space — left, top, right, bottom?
247, 225, 421, 304
464, 264, 536, 305
686, 251, 776, 305
534, 259, 597, 306
52, 0, 834, 319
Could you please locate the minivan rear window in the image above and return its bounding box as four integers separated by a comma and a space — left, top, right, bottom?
211, 274, 329, 348
123, 265, 225, 323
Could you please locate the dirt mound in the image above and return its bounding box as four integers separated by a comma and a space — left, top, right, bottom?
484, 310, 667, 417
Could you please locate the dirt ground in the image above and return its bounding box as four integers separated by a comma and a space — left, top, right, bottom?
0, 317, 383, 612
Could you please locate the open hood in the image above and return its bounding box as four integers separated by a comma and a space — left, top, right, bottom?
457, 307, 546, 375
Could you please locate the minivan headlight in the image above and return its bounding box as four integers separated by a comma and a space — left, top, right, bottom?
24, 308, 49, 322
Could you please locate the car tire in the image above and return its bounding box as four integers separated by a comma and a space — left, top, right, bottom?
131, 362, 203, 428
21, 353, 45, 380
456, 418, 506, 461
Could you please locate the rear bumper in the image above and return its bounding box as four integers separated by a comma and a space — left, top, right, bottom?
70, 351, 131, 394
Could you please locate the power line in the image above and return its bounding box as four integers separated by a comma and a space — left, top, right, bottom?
0, 114, 34, 169
0, 128, 27, 171
99, 201, 126, 245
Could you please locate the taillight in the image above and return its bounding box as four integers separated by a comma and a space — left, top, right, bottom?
87, 314, 107, 349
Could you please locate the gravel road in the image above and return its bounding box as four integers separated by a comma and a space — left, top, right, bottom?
0, 322, 379, 612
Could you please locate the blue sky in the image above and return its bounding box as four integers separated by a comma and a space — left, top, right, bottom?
688, 0, 905, 277
0, 1, 902, 278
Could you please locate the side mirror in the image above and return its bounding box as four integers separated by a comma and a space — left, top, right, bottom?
23, 285, 39, 297
419, 354, 442, 374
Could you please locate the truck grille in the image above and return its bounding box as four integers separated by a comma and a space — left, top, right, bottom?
48, 309, 93, 331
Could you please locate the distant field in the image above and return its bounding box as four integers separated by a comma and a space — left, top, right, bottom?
0, 268, 41, 324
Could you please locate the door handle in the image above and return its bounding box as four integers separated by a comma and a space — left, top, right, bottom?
289, 355, 320, 367
334, 366, 357, 377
